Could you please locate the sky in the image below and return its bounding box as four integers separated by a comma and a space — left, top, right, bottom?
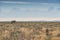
0, 0, 60, 21
0, 0, 60, 3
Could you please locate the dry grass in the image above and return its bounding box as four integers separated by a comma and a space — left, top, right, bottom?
0, 22, 60, 40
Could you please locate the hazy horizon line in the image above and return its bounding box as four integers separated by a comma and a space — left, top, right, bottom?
0, 18, 60, 21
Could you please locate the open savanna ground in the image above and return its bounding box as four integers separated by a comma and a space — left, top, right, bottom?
0, 22, 60, 40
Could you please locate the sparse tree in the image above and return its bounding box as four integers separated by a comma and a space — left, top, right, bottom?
11, 20, 16, 24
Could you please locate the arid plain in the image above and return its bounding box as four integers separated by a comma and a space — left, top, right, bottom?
0, 22, 60, 40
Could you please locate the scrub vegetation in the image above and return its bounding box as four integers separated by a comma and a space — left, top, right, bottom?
0, 22, 60, 40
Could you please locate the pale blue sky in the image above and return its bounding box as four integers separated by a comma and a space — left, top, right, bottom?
0, 0, 60, 3
0, 1, 60, 18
